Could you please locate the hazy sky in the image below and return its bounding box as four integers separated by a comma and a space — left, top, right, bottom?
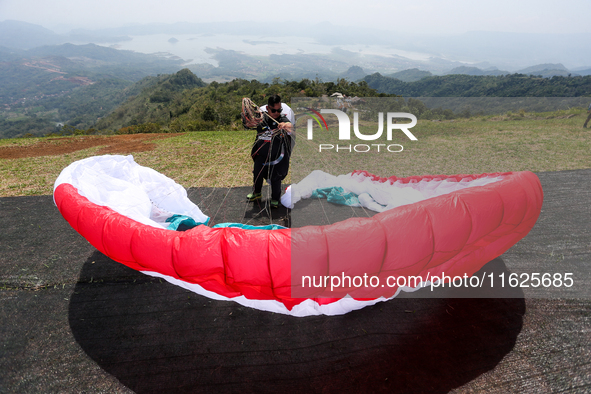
1, 0, 590, 35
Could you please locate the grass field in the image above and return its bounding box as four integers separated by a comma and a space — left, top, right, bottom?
0, 108, 589, 197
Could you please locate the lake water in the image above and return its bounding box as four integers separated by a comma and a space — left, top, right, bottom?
102, 34, 433, 66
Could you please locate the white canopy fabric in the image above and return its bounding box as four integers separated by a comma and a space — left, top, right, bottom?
281, 170, 503, 211
54, 155, 209, 229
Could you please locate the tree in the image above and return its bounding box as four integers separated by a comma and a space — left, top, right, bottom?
202, 105, 216, 122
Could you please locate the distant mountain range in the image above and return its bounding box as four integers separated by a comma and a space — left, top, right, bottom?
0, 20, 130, 49
381, 63, 589, 83
2, 20, 591, 78
0, 20, 64, 49
363, 72, 591, 97
442, 63, 581, 78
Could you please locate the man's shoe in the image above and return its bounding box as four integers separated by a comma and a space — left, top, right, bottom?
270, 200, 279, 209
246, 192, 262, 202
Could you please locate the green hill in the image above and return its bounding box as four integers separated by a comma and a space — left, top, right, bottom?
363, 72, 591, 97
96, 69, 207, 131
0, 43, 185, 138
444, 66, 508, 76
96, 72, 385, 133
387, 68, 433, 82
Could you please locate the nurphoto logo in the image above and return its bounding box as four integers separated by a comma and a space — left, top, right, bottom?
303, 108, 418, 153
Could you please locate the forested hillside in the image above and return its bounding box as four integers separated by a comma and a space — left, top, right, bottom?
387, 68, 433, 82
96, 70, 385, 133
364, 73, 591, 97
0, 43, 184, 138
3, 61, 591, 138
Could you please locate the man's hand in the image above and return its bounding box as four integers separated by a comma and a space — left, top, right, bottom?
273, 122, 293, 135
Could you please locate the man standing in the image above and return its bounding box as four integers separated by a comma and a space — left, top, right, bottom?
246, 94, 294, 208
584, 102, 591, 128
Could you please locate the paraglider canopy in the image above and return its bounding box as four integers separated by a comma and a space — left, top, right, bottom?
53, 155, 544, 316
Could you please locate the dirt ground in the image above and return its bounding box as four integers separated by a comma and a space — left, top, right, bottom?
0, 133, 181, 159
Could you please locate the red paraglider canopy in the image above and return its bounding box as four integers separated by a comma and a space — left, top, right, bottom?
54, 155, 543, 316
